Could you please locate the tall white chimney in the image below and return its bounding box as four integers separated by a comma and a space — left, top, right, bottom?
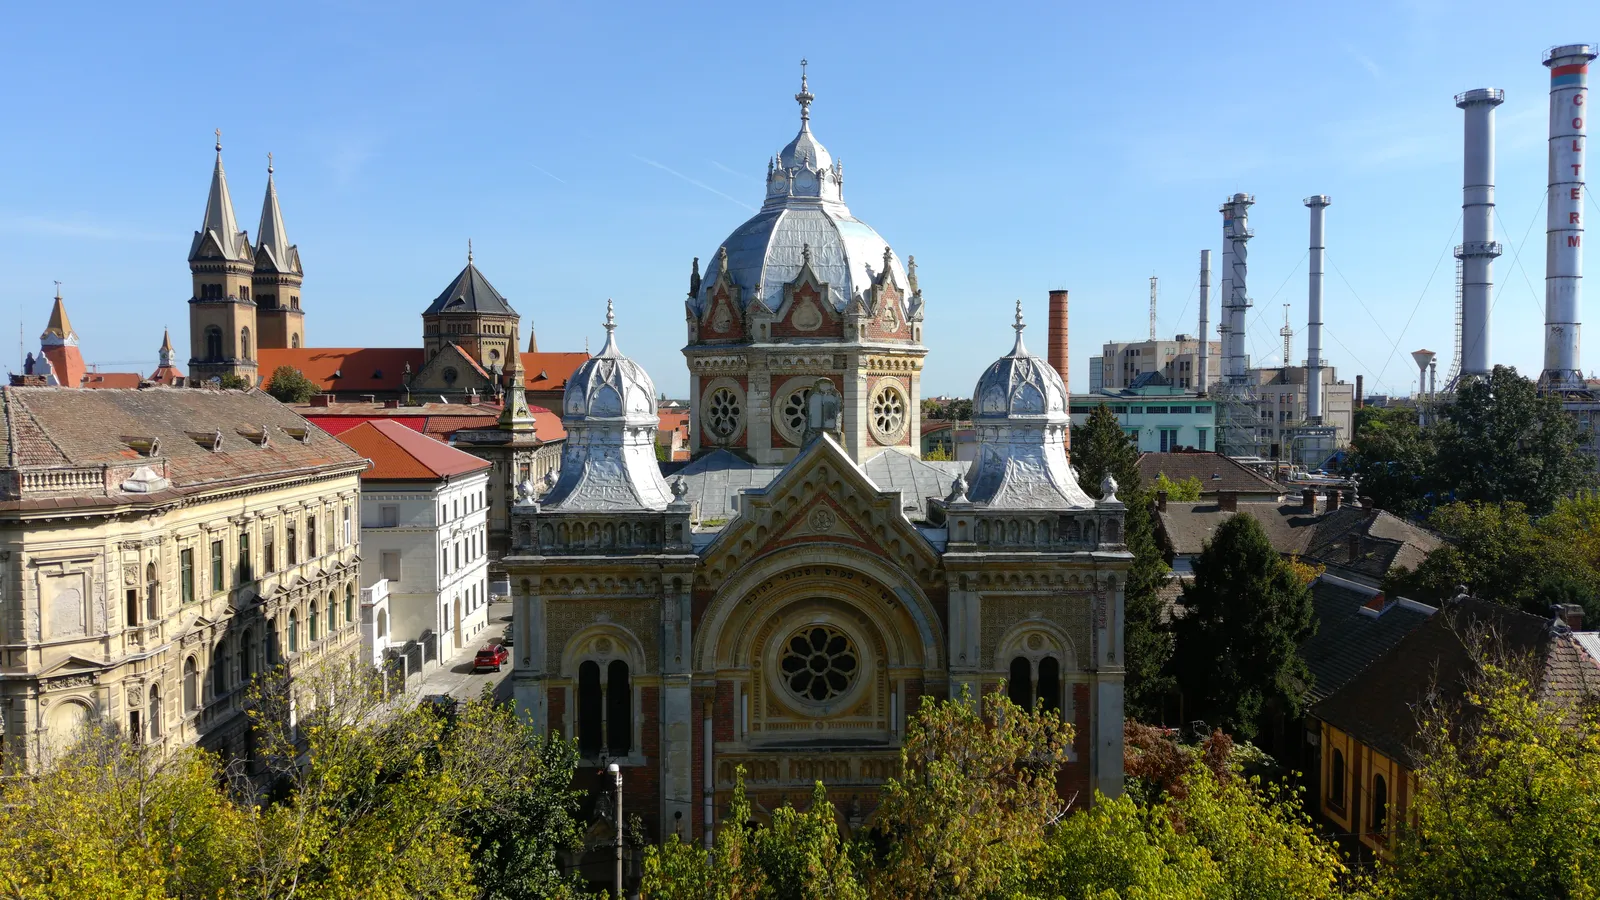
1198, 249, 1211, 393
1305, 196, 1330, 422
1539, 44, 1596, 394
1220, 193, 1255, 382
1456, 88, 1505, 378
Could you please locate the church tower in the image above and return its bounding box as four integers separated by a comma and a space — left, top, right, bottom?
253, 153, 305, 350
421, 245, 522, 374
187, 131, 259, 383
37, 285, 86, 387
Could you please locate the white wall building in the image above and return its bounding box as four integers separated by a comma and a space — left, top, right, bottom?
340, 420, 493, 670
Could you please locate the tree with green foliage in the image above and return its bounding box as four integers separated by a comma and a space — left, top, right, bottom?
1172, 514, 1316, 739
265, 365, 318, 404
1434, 365, 1591, 514
1380, 659, 1600, 899
218, 372, 253, 390
1384, 499, 1600, 623
1072, 403, 1174, 720
1152, 472, 1203, 502
1343, 405, 1438, 518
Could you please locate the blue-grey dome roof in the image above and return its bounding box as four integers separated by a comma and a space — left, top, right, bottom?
692, 70, 909, 316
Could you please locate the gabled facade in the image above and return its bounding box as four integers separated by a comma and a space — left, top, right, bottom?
507, 291, 1128, 876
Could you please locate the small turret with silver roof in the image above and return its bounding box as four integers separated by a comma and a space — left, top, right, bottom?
539, 301, 674, 511
964, 302, 1096, 509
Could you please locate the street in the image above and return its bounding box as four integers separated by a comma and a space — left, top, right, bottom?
407, 600, 516, 704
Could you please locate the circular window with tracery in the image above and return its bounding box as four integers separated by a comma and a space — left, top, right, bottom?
870, 383, 907, 444
705, 387, 742, 440
780, 625, 858, 703
782, 388, 811, 440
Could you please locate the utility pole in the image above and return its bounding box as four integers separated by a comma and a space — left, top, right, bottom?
609, 762, 623, 899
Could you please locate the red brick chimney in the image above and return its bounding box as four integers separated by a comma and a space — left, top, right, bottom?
1218, 490, 1238, 512
1049, 290, 1069, 452
1552, 603, 1585, 630
1156, 490, 1168, 512
1327, 489, 1342, 511
1355, 374, 1365, 410
1301, 487, 1317, 512
310, 394, 331, 408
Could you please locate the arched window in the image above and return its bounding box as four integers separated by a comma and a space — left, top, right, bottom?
1037, 656, 1062, 714
148, 684, 162, 740
1372, 773, 1389, 833
213, 643, 229, 695
345, 584, 355, 627
578, 660, 602, 757
183, 657, 199, 711
377, 609, 388, 638
240, 327, 252, 361
1329, 748, 1346, 808
291, 333, 300, 349
204, 326, 223, 361
607, 660, 632, 756
1008, 657, 1034, 711
288, 610, 300, 653
240, 628, 254, 682
309, 602, 320, 642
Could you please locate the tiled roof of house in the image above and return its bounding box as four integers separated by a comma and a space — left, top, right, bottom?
1138, 451, 1281, 497
1300, 581, 1435, 703
338, 419, 491, 482
0, 386, 366, 506
299, 402, 566, 442
257, 348, 426, 393
1312, 597, 1600, 762
1155, 501, 1443, 586
81, 372, 144, 389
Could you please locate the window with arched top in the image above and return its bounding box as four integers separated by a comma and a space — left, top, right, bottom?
309, 602, 320, 643
291, 333, 300, 348
1329, 748, 1346, 809
345, 585, 354, 627
204, 326, 223, 361
145, 562, 158, 620
1007, 657, 1034, 711
1372, 773, 1389, 834
288, 610, 299, 653
240, 326, 252, 360
183, 657, 199, 711
148, 684, 162, 740
240, 628, 254, 682
578, 660, 602, 757
1037, 656, 1062, 714
607, 660, 631, 756
213, 643, 229, 696
377, 609, 388, 638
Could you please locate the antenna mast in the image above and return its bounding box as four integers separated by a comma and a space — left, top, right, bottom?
1148, 276, 1158, 340
1280, 304, 1293, 368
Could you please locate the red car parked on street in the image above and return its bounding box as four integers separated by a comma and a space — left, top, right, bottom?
472, 644, 510, 672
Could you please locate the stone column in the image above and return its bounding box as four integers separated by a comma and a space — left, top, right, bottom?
659, 567, 696, 839
512, 575, 547, 730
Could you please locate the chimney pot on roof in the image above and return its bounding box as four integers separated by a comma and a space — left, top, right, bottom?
1552, 603, 1585, 630
1156, 490, 1168, 512
1218, 490, 1238, 512
383, 399, 400, 409
1301, 487, 1317, 512
1361, 495, 1375, 516
310, 394, 331, 408
1327, 489, 1342, 511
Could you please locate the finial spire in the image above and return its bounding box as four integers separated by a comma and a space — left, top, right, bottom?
53, 280, 62, 300
604, 298, 616, 333
1012, 299, 1028, 355
596, 299, 622, 357
267, 151, 273, 175
795, 58, 814, 126
467, 238, 473, 265
215, 128, 222, 154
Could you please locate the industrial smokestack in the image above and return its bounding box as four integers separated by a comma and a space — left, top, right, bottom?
1198, 249, 1211, 393
1220, 193, 1255, 382
1540, 44, 1596, 394
1305, 196, 1330, 422
1356, 374, 1364, 409
1455, 88, 1505, 378
1048, 289, 1070, 451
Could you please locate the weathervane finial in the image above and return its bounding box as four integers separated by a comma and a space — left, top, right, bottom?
795, 58, 814, 125
53, 280, 62, 300
214, 128, 222, 154
267, 151, 273, 175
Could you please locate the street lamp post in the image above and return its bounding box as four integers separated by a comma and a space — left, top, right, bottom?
608, 762, 623, 900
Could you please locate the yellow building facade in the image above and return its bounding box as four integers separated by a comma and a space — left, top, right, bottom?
0, 386, 367, 770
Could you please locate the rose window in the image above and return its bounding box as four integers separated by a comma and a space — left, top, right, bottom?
870, 385, 906, 442
780, 625, 858, 703
783, 388, 812, 439
706, 388, 742, 439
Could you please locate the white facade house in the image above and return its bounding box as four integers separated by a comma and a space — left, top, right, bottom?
339, 420, 494, 670
360, 577, 393, 669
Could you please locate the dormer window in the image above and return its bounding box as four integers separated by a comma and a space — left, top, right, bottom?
119, 435, 160, 457
283, 426, 311, 444
186, 430, 223, 452
236, 426, 269, 447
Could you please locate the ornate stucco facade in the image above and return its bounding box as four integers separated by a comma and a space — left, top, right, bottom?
0, 387, 366, 771
506, 71, 1128, 860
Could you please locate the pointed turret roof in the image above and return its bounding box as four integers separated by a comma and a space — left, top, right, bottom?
188, 131, 252, 263
41, 288, 76, 344
254, 153, 301, 275
424, 257, 518, 317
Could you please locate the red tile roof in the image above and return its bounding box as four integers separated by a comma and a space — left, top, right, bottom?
298, 403, 567, 442
257, 348, 426, 392
520, 352, 589, 393
338, 419, 492, 482
81, 372, 144, 389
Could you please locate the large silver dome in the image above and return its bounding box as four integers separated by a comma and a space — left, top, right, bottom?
691, 69, 909, 316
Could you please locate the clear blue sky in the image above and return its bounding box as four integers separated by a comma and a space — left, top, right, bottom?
0, 1, 1592, 399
